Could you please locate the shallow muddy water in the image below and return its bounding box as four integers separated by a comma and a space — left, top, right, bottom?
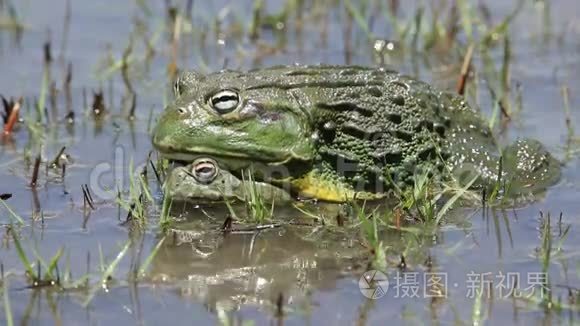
1, 0, 580, 325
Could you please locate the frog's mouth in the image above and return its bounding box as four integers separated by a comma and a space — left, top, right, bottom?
159, 148, 294, 171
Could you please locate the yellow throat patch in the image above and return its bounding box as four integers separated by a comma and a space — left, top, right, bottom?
290, 170, 386, 202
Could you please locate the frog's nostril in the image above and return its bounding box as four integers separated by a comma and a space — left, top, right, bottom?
176, 107, 186, 114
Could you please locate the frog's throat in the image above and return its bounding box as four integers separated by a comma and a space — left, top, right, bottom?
288, 170, 387, 203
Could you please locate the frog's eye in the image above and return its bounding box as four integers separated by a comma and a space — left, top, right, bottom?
209, 90, 240, 114
191, 158, 218, 184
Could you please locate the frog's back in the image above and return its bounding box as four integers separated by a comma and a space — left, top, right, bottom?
206, 65, 504, 196
247, 66, 481, 193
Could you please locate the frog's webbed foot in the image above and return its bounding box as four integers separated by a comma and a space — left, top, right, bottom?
502, 139, 561, 195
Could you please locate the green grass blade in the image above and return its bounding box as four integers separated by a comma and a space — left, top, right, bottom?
83, 240, 131, 306
3, 279, 13, 326
481, 0, 524, 46
472, 288, 484, 325
435, 174, 479, 224
0, 200, 24, 224
138, 237, 166, 277
37, 69, 48, 122
159, 194, 173, 231
139, 175, 154, 203
457, 0, 474, 43
344, 0, 373, 39
9, 228, 35, 279
44, 247, 64, 281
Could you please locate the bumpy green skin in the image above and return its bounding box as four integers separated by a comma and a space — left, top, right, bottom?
153, 65, 561, 200
165, 161, 292, 203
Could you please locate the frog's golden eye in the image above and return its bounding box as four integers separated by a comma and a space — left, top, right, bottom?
191, 158, 218, 184
209, 90, 240, 114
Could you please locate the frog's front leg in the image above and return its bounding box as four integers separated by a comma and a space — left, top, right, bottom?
448, 138, 561, 197
501, 139, 561, 195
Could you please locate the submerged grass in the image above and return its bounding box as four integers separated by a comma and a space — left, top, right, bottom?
3, 278, 13, 326
561, 85, 574, 139
471, 286, 485, 326
240, 170, 275, 224
396, 163, 483, 225
158, 191, 173, 232
0, 198, 24, 224
82, 240, 131, 306
7, 231, 165, 305
354, 202, 388, 271
539, 213, 553, 307
137, 236, 165, 278
4, 210, 165, 306
116, 158, 155, 226
508, 211, 578, 312
9, 227, 36, 281
9, 226, 66, 288
219, 169, 276, 225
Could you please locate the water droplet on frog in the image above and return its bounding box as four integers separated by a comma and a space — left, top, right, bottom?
348, 111, 361, 120
323, 121, 336, 130
311, 131, 320, 141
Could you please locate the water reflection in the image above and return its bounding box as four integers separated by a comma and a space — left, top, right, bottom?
151, 205, 369, 313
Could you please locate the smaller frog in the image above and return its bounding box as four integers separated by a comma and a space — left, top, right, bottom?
164, 157, 292, 203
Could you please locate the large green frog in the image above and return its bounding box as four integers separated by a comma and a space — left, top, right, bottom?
153, 65, 561, 202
